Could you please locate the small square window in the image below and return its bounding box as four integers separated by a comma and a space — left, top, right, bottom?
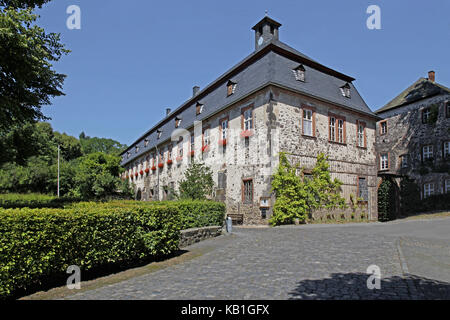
380, 121, 387, 135
380, 154, 389, 170
423, 183, 434, 198
196, 103, 204, 115
293, 65, 305, 82
443, 141, 450, 158
340, 83, 351, 98
227, 80, 237, 96
423, 145, 433, 161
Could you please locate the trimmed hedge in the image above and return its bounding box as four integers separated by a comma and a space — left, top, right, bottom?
0, 193, 80, 209
0, 204, 181, 299
69, 200, 226, 230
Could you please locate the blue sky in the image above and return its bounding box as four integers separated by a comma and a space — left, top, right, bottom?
36, 0, 450, 145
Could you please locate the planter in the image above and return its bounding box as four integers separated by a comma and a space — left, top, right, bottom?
144, 168, 150, 173
189, 151, 195, 157
158, 163, 164, 169
218, 139, 227, 146
134, 172, 138, 177
167, 159, 173, 165
202, 145, 209, 153
151, 166, 156, 171
240, 130, 253, 138
139, 170, 144, 175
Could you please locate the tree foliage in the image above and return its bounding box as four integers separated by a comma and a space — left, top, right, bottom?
377, 177, 397, 221
0, 7, 69, 133
0, 122, 130, 198
178, 162, 214, 200
79, 132, 128, 156
270, 152, 347, 226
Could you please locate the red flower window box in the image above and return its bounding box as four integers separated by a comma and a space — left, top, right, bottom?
158, 162, 164, 168
189, 150, 195, 157
139, 170, 144, 175
151, 166, 156, 171
240, 130, 253, 138
144, 168, 149, 173
135, 172, 138, 177
202, 145, 209, 153
167, 159, 173, 165
218, 139, 227, 146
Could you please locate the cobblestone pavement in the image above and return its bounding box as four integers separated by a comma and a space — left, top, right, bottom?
66, 219, 450, 300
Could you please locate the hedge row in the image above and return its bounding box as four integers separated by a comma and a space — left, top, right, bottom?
0, 204, 181, 299
69, 200, 226, 230
0, 193, 80, 209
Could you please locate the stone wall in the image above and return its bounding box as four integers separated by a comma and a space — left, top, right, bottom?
179, 226, 223, 248
376, 93, 450, 197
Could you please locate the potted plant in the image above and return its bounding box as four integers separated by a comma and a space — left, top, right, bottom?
144, 168, 150, 174
167, 159, 173, 165
151, 165, 156, 171
158, 162, 164, 169
139, 170, 144, 175
240, 130, 253, 138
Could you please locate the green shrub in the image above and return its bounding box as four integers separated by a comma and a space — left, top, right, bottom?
378, 178, 397, 221
0, 193, 80, 209
0, 203, 181, 299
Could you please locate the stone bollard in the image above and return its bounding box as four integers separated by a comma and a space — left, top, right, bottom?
226, 217, 232, 233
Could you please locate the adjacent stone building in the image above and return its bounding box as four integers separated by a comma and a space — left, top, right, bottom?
375, 71, 450, 202
120, 16, 379, 224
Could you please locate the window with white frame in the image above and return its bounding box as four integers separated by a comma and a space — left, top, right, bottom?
178, 140, 183, 158
444, 141, 450, 158
340, 83, 351, 98
400, 155, 408, 168
203, 128, 210, 146
423, 183, 434, 198
329, 117, 336, 141
423, 145, 433, 160
357, 122, 365, 147
303, 109, 313, 136
422, 108, 431, 123
243, 108, 253, 130
358, 177, 368, 201
221, 119, 228, 140
337, 119, 344, 143
445, 179, 450, 193
293, 65, 305, 82
190, 134, 195, 152
380, 154, 389, 170
380, 121, 387, 135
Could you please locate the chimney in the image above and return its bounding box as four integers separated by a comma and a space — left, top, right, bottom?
165, 108, 171, 117
193, 86, 200, 97
428, 70, 435, 82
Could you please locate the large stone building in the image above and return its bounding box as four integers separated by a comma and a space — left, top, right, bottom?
120, 16, 379, 224
375, 71, 450, 202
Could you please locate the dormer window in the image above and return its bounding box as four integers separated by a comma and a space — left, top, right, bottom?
227, 80, 237, 96
293, 65, 305, 82
144, 138, 149, 147
175, 117, 182, 128
340, 83, 351, 98
127, 151, 130, 158
157, 129, 162, 139
196, 102, 204, 115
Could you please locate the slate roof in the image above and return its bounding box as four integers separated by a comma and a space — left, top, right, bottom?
376, 77, 450, 114
121, 37, 375, 166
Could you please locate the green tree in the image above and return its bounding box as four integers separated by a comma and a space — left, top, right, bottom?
71, 152, 129, 199
178, 162, 214, 200
270, 152, 347, 226
54, 131, 83, 161
377, 178, 397, 221
79, 133, 128, 155
0, 7, 69, 133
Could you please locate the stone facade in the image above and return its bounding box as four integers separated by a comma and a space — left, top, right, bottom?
376, 90, 450, 199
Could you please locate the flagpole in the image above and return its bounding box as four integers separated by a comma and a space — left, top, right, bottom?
57, 144, 60, 197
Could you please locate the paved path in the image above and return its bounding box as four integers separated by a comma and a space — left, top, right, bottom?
66, 218, 450, 300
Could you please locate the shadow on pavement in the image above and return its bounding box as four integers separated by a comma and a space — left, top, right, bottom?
288, 272, 450, 300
